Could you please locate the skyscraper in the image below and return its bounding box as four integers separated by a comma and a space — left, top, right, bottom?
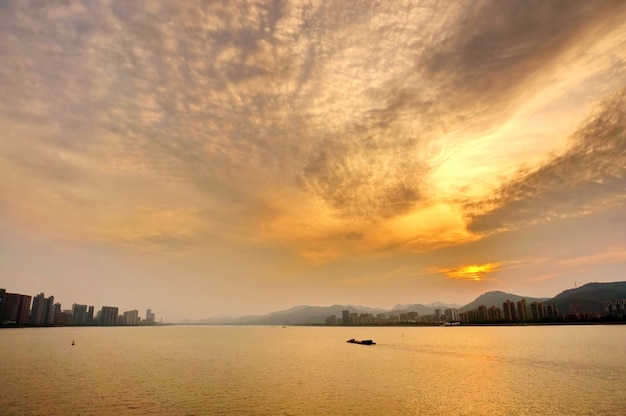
100, 306, 119, 326
503, 300, 517, 322
2, 293, 32, 325
0, 288, 5, 323
72, 304, 88, 325
516, 299, 528, 321
30, 293, 48, 325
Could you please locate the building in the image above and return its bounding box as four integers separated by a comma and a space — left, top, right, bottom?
0, 288, 4, 323
86, 305, 94, 325
45, 296, 55, 325
121, 310, 139, 325
516, 299, 527, 321
444, 308, 459, 322
503, 300, 517, 322
72, 304, 88, 325
146, 309, 155, 323
2, 293, 32, 325
488, 306, 503, 321
342, 310, 350, 325
30, 293, 47, 325
530, 302, 545, 320
100, 306, 119, 326
603, 299, 626, 318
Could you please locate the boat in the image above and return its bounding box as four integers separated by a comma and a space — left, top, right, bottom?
347, 338, 376, 345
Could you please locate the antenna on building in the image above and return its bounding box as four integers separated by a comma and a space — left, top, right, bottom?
575, 281, 577, 289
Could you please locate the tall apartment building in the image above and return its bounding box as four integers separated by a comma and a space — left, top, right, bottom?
86, 305, 94, 325
2, 293, 32, 324
342, 310, 350, 325
146, 309, 155, 323
503, 300, 517, 322
100, 306, 119, 326
72, 304, 88, 325
530, 301, 545, 320
121, 310, 139, 325
516, 299, 528, 321
0, 288, 4, 322
30, 293, 47, 325
444, 308, 459, 322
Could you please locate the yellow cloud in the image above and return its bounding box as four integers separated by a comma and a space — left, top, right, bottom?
443, 263, 501, 281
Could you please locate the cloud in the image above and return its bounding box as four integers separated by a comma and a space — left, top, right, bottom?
467, 88, 626, 233
434, 262, 502, 281
1, 0, 625, 260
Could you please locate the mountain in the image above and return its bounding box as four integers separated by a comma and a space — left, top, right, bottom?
548, 281, 626, 315
183, 282, 626, 324
460, 291, 549, 313
194, 304, 387, 325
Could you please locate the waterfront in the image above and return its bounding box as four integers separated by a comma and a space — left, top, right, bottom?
1, 325, 625, 415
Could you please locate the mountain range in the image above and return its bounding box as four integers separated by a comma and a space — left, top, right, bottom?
182, 281, 626, 325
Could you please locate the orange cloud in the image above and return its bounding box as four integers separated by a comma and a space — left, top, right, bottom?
443, 263, 501, 281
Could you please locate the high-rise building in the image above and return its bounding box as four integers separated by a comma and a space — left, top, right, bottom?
122, 310, 139, 325
503, 300, 517, 322
342, 310, 350, 325
52, 303, 63, 325
30, 293, 48, 325
72, 304, 87, 325
86, 305, 94, 325
530, 301, 545, 320
45, 296, 55, 325
488, 306, 502, 321
516, 299, 527, 321
0, 288, 5, 323
444, 308, 459, 322
146, 309, 155, 323
2, 293, 32, 324
100, 306, 119, 326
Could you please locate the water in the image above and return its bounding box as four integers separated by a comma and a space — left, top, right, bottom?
1, 325, 625, 415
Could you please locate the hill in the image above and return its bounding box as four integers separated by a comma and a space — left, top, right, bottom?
548, 281, 626, 315
460, 291, 548, 313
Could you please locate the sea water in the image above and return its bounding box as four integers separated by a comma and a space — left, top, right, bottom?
1, 325, 625, 415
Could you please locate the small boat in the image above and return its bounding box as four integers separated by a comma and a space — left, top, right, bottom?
347, 338, 376, 345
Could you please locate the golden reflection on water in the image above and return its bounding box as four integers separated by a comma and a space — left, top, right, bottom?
0, 325, 625, 415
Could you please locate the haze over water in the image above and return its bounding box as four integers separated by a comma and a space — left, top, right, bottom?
1, 325, 625, 415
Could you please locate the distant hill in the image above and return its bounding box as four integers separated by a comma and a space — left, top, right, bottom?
183, 282, 626, 325
460, 291, 549, 313
194, 304, 387, 325
390, 304, 439, 316
548, 282, 626, 315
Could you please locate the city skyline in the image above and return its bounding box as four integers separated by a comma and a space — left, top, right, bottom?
1, 1, 626, 322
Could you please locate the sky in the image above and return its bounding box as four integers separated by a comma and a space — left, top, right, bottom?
1, 0, 625, 322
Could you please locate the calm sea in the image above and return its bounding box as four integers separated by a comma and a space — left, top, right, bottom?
1, 325, 625, 415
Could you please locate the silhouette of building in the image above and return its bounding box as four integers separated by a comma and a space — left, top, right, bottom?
122, 310, 139, 325
488, 306, 502, 321
0, 288, 4, 323
2, 293, 32, 324
86, 305, 94, 325
30, 293, 48, 325
503, 300, 517, 322
603, 299, 626, 318
530, 301, 545, 320
444, 308, 459, 322
146, 309, 155, 323
342, 310, 350, 325
516, 299, 527, 321
72, 304, 88, 325
99, 306, 119, 326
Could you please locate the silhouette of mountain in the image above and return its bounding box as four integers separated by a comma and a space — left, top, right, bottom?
459, 291, 549, 313
185, 282, 626, 324
548, 281, 626, 315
